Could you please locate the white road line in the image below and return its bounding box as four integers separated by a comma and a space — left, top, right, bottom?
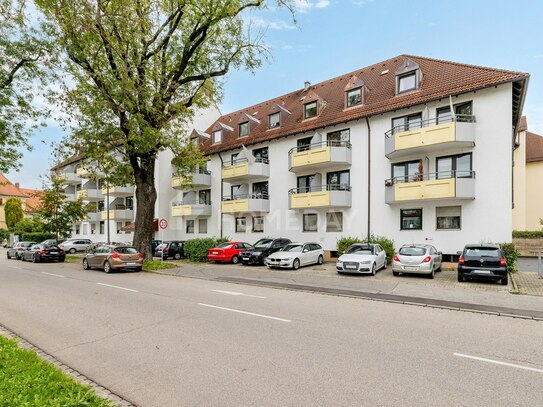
96, 283, 139, 293
41, 272, 65, 278
198, 303, 291, 322
7, 266, 21, 269
454, 353, 543, 374
211, 289, 266, 299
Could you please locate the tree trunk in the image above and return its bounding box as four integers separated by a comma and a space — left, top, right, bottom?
133, 156, 157, 260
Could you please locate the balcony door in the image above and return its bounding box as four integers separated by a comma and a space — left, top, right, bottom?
436, 153, 472, 179
326, 170, 350, 191
297, 175, 315, 193
199, 189, 211, 205
392, 161, 421, 183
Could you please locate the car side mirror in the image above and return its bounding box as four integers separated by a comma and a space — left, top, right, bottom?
438, 251, 442, 255
456, 251, 462, 255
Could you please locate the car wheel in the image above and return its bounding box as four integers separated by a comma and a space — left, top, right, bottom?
501, 275, 508, 286
371, 263, 376, 276
135, 267, 142, 272
6, 253, 11, 259
428, 268, 435, 279
232, 255, 239, 264
69, 248, 76, 254
242, 261, 249, 266
104, 261, 111, 273
83, 259, 91, 270
457, 273, 464, 282
261, 256, 268, 266
174, 252, 181, 260
21, 255, 25, 262
292, 258, 300, 270
32, 255, 38, 263
317, 255, 324, 265
58, 258, 65, 263
436, 263, 442, 272
392, 271, 400, 276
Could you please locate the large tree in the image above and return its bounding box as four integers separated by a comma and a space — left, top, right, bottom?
0, 0, 52, 171
37, 0, 294, 258
4, 198, 24, 230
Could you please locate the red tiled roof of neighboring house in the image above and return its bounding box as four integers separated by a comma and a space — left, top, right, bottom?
201, 54, 528, 154
518, 116, 528, 132
526, 131, 543, 163
0, 174, 27, 198
18, 188, 44, 213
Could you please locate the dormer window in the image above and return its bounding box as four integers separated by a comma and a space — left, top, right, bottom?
212, 130, 222, 144
395, 58, 422, 95
239, 122, 249, 137
269, 112, 280, 129
346, 88, 361, 107
304, 101, 317, 119
398, 72, 417, 93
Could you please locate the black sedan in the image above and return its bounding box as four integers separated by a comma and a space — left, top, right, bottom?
22, 244, 66, 263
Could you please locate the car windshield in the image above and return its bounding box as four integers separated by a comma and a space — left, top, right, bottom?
283, 244, 303, 252
218, 243, 233, 249
399, 247, 427, 256
22, 242, 34, 247
115, 247, 138, 254
254, 239, 273, 249
156, 244, 166, 249
465, 248, 500, 257
345, 245, 373, 255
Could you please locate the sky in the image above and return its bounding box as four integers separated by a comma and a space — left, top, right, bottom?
8, 0, 543, 189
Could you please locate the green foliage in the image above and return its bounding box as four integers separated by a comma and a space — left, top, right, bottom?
184, 237, 230, 262
18, 232, 55, 242
499, 242, 521, 273
171, 142, 210, 189
143, 261, 179, 271
4, 198, 24, 230
367, 234, 395, 265
513, 230, 543, 238
0, 335, 111, 406
336, 236, 363, 257
0, 228, 8, 241
13, 217, 45, 234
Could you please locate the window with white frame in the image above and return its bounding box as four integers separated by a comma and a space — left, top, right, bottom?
239, 122, 249, 137
304, 101, 317, 119
186, 219, 195, 233
269, 112, 280, 129
253, 216, 264, 233
397, 72, 417, 93
436, 206, 461, 230
199, 218, 208, 234
303, 214, 318, 232
326, 212, 343, 232
235, 217, 246, 232
212, 129, 222, 144
346, 88, 361, 107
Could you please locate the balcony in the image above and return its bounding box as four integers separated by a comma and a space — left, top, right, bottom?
101, 205, 134, 221
87, 211, 101, 222
171, 199, 212, 217
101, 185, 134, 197
385, 171, 476, 204
65, 193, 77, 202
171, 169, 212, 190
57, 172, 81, 185
384, 115, 476, 159
76, 166, 105, 179
221, 193, 270, 214
76, 188, 104, 201
222, 158, 269, 182
289, 141, 352, 173
289, 185, 352, 209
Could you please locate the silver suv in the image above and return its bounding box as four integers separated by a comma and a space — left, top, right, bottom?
59, 239, 92, 254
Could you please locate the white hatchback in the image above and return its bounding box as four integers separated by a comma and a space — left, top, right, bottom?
336, 243, 387, 275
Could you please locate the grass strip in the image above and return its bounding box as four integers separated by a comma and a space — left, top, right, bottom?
0, 335, 111, 406
143, 260, 179, 270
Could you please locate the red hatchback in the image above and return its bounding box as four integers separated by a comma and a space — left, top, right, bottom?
208, 241, 253, 264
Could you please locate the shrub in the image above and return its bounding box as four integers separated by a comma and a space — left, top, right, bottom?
19, 232, 56, 243
184, 236, 230, 262
367, 234, 395, 265
336, 236, 363, 257
0, 228, 9, 241
512, 230, 543, 238
499, 242, 521, 273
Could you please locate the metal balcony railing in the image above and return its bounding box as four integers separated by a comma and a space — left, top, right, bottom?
288, 140, 352, 155
385, 170, 476, 186
222, 157, 269, 167
171, 168, 211, 177
288, 184, 352, 194
221, 192, 269, 201
384, 114, 476, 138
172, 199, 211, 206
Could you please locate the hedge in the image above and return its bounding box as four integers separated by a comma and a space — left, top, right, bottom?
499, 242, 521, 273
18, 232, 56, 243
512, 230, 543, 238
184, 236, 230, 262
336, 234, 395, 264
336, 236, 362, 257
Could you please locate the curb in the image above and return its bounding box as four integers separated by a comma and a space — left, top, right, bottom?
0, 324, 138, 407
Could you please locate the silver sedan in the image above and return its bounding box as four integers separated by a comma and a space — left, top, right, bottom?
392, 244, 442, 279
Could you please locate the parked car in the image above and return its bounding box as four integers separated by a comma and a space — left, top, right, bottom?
208, 241, 253, 264
151, 240, 162, 255
155, 241, 185, 260
392, 244, 442, 279
457, 244, 508, 285
266, 242, 324, 270
83, 245, 143, 273
7, 241, 36, 260
59, 238, 93, 254
336, 243, 386, 275
240, 238, 291, 266
21, 244, 65, 263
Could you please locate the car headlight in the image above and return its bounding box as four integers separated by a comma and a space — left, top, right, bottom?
361, 260, 372, 264
336, 260, 343, 265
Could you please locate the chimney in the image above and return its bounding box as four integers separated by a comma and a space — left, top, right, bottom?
15, 182, 20, 189
304, 81, 311, 91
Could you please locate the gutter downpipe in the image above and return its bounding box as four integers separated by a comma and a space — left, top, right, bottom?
218, 152, 224, 238
365, 116, 371, 241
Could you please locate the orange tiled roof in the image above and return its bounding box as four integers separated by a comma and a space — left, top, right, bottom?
201, 55, 528, 154
526, 131, 543, 163
518, 116, 528, 132
0, 174, 27, 198
18, 188, 44, 213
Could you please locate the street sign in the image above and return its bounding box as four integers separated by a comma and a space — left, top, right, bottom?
159, 218, 168, 230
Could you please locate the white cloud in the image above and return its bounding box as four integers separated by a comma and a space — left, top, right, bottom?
352, 0, 375, 5
533, 54, 543, 59
294, 0, 331, 13
315, 0, 331, 8
251, 17, 296, 30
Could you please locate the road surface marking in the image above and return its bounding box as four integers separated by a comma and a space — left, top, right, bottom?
41, 272, 65, 278
198, 303, 291, 322
96, 283, 139, 293
7, 266, 21, 269
454, 353, 543, 373
211, 289, 266, 299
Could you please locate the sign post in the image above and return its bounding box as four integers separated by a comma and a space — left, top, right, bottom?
159, 218, 168, 263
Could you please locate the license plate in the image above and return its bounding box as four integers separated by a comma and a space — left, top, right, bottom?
50, 252, 58, 255
242, 257, 249, 261
404, 266, 419, 271
476, 270, 492, 274
126, 262, 136, 266
213, 251, 218, 255
345, 265, 357, 270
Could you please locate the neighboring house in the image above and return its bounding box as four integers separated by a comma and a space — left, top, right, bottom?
513, 118, 543, 230
54, 55, 530, 258
18, 188, 44, 218
0, 174, 43, 229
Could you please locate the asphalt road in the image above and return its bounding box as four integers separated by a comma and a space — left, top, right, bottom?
1, 253, 542, 406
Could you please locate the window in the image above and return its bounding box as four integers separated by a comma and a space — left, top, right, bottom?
327, 129, 350, 146
436, 102, 473, 124
327, 170, 350, 190
401, 209, 422, 230
436, 206, 461, 230
303, 214, 318, 232
212, 130, 222, 144
391, 113, 422, 134
326, 212, 343, 232
253, 147, 268, 163
252, 182, 268, 198
392, 160, 422, 183
99, 221, 104, 234
297, 174, 315, 193
126, 196, 133, 210
116, 222, 122, 233
82, 224, 88, 235
346, 88, 361, 107
297, 136, 313, 151
235, 217, 246, 232
253, 216, 264, 233
231, 185, 242, 199
239, 122, 249, 137
98, 201, 105, 211
304, 101, 317, 119
199, 218, 208, 234
199, 190, 211, 205
436, 153, 472, 179
269, 112, 280, 129
398, 72, 417, 93
186, 220, 194, 234
91, 226, 96, 234
230, 153, 239, 165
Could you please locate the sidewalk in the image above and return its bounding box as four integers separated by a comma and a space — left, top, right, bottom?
149, 260, 543, 319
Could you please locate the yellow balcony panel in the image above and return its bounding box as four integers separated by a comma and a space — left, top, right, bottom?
171, 203, 211, 217
57, 172, 81, 184
385, 119, 475, 159
385, 176, 475, 204
289, 143, 352, 173
221, 161, 269, 182
221, 198, 270, 214
101, 185, 134, 197
101, 209, 134, 220
172, 204, 193, 217
77, 189, 103, 201
289, 189, 352, 209
222, 162, 249, 180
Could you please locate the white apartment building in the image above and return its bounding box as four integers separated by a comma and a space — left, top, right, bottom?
57, 55, 529, 258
